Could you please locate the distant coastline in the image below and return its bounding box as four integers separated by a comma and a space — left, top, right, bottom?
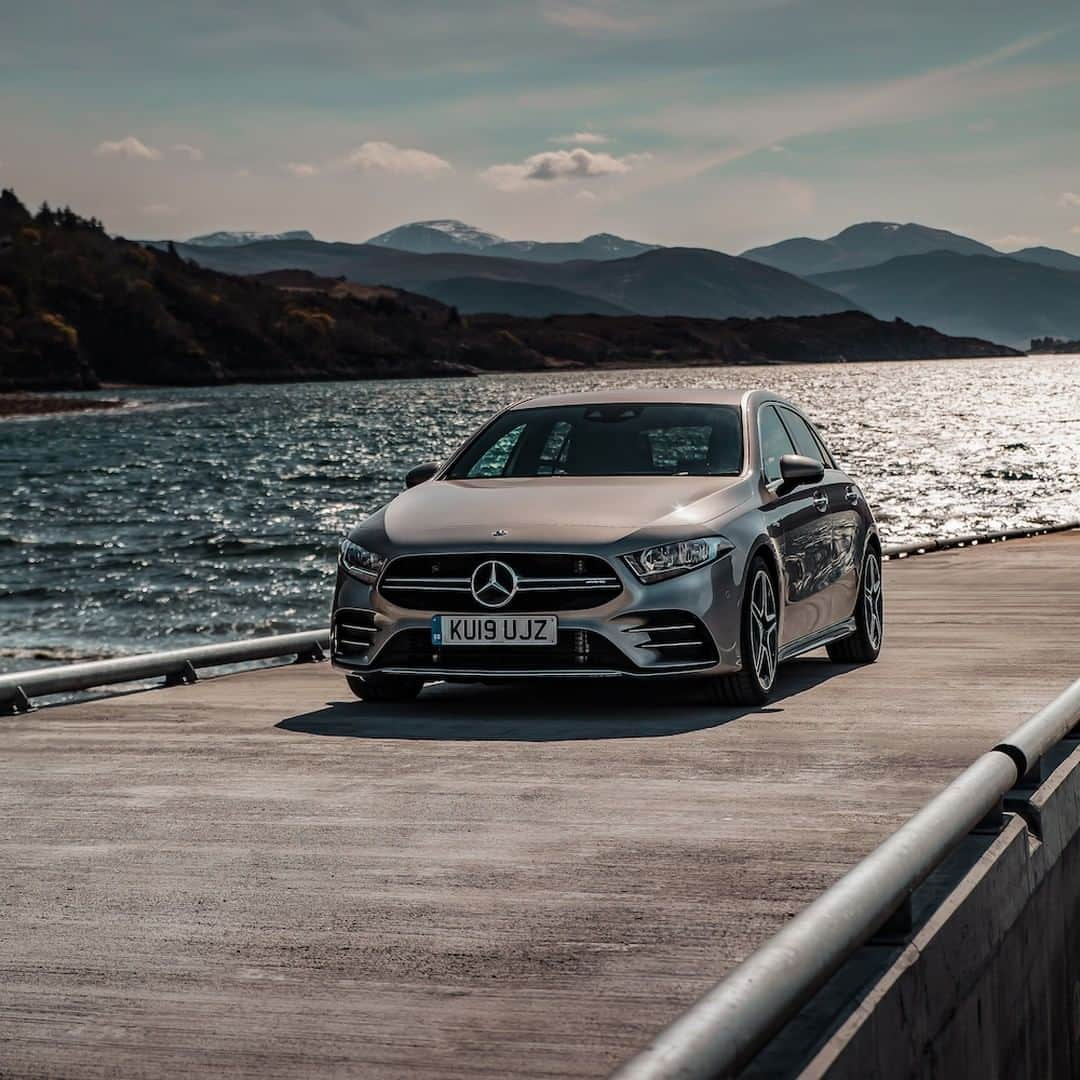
1029, 337, 1080, 355
0, 392, 125, 419
1, 346, 1039, 420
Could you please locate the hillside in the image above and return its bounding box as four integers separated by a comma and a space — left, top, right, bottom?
1007, 246, 1080, 272
416, 278, 633, 317
0, 190, 1019, 394
811, 252, 1080, 347
168, 237, 857, 320
464, 310, 1018, 367
0, 192, 543, 391
485, 233, 657, 263
554, 247, 853, 318
742, 221, 998, 276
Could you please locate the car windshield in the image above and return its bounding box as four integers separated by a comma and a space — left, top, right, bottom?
447, 403, 744, 479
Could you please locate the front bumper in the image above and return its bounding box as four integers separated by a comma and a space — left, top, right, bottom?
331, 553, 743, 680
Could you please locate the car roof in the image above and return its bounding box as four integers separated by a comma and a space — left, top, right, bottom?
507, 387, 793, 410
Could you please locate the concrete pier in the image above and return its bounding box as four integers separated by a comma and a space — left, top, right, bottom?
2, 531, 1078, 1078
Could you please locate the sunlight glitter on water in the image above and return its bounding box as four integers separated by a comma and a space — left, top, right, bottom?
1, 354, 1077, 670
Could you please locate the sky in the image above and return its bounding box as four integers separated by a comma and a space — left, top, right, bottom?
2, 0, 1079, 253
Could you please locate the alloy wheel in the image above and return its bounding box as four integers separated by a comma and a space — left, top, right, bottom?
749, 568, 779, 690
863, 552, 883, 651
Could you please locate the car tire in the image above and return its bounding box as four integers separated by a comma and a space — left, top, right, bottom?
827, 546, 883, 664
703, 556, 779, 707
346, 673, 426, 702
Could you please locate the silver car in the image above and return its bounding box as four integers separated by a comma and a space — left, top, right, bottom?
331, 389, 883, 705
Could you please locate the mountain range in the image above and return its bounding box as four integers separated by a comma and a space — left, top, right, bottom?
740, 222, 998, 276
0, 191, 1017, 395
811, 252, 1080, 346
365, 219, 658, 261
154, 217, 1080, 347
739, 221, 1080, 277
165, 239, 855, 321
185, 229, 315, 247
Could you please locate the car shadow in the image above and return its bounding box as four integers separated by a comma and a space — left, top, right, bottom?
276, 658, 846, 742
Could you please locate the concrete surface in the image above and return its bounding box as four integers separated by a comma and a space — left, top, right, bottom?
803, 739, 1080, 1079
1, 532, 1079, 1078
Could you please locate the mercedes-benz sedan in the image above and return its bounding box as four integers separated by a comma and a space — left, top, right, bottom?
332, 389, 883, 705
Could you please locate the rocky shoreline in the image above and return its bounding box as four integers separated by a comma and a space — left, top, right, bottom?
0, 393, 125, 419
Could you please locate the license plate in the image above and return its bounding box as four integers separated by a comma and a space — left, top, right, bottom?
432, 615, 558, 646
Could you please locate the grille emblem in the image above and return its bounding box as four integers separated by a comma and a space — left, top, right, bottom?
492, 528, 508, 537
471, 560, 518, 608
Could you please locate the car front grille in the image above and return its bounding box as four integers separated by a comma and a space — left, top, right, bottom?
379, 553, 623, 612
372, 628, 632, 673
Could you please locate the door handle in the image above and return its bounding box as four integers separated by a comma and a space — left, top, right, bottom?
845, 485, 860, 506
812, 489, 829, 513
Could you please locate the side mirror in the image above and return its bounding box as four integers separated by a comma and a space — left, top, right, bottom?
405, 461, 440, 488
778, 454, 824, 488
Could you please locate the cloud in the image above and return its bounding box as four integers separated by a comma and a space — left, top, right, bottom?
94, 136, 162, 160
286, 161, 319, 177
549, 131, 609, 144
481, 147, 647, 191
172, 143, 204, 161
636, 30, 1069, 166
344, 140, 451, 177
541, 4, 650, 34
141, 203, 177, 216
1059, 192, 1080, 208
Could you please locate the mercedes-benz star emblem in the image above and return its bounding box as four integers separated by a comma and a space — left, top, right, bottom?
471, 559, 518, 609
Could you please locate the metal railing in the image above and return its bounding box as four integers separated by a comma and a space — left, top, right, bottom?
611, 675, 1080, 1080
0, 629, 329, 715
882, 520, 1079, 560
1, 521, 1075, 716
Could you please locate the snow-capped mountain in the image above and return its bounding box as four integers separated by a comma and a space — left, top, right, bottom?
185, 229, 316, 248
367, 220, 506, 255
366, 220, 659, 261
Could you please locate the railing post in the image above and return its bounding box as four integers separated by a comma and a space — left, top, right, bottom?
972, 796, 1006, 835
0, 686, 32, 716
1004, 758, 1045, 811
163, 661, 199, 687
294, 642, 326, 664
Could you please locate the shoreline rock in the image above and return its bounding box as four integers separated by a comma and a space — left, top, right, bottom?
0, 393, 125, 419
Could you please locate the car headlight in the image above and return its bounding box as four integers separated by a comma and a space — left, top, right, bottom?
622, 537, 733, 583
339, 537, 387, 582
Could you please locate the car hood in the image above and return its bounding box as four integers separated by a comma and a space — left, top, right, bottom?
378, 475, 749, 548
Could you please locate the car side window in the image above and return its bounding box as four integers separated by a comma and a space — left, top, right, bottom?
759, 405, 796, 484
778, 408, 826, 467
467, 423, 525, 477
808, 423, 837, 469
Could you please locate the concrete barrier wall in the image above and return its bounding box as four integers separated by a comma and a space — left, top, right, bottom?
802, 742, 1080, 1079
